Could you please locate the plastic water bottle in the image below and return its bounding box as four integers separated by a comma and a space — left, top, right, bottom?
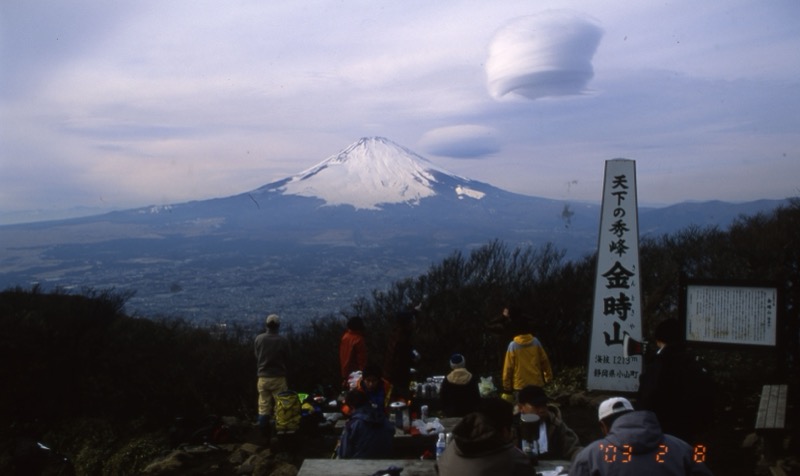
436, 432, 446, 460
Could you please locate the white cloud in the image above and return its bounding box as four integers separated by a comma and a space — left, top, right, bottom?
485, 10, 603, 100
418, 125, 500, 159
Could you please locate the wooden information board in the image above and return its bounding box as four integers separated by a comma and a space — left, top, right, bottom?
682, 280, 779, 347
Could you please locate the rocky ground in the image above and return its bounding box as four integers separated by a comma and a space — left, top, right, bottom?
140, 419, 337, 475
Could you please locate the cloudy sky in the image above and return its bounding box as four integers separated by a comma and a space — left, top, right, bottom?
1, 1, 798, 223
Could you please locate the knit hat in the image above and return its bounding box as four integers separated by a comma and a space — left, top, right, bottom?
266, 314, 280, 326
598, 397, 634, 422
449, 353, 465, 369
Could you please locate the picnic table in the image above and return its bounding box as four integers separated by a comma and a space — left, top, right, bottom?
297, 459, 435, 476
297, 458, 570, 476
333, 416, 462, 458
389, 417, 461, 458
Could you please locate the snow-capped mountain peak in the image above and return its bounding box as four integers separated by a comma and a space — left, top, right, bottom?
275, 137, 481, 209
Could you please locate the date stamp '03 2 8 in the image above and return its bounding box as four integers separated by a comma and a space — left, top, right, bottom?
598, 443, 708, 464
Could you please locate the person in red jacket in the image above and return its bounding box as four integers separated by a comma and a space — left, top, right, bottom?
339, 317, 368, 388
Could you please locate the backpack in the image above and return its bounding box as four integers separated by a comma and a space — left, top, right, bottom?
274, 390, 302, 432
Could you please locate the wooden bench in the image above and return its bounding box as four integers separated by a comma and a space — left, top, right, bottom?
755, 384, 788, 431
754, 384, 789, 467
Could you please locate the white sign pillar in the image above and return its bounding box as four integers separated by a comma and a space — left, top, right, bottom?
587, 159, 643, 392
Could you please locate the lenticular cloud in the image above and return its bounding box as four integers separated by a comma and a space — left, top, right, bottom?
486, 10, 603, 100
419, 125, 500, 159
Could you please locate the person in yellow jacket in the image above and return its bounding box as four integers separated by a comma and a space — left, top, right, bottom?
501, 326, 553, 403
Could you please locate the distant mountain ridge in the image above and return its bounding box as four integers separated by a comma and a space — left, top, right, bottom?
0, 137, 790, 323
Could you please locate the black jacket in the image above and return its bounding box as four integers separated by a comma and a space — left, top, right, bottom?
440, 368, 481, 417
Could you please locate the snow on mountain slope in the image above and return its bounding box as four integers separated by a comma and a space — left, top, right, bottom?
275, 137, 484, 209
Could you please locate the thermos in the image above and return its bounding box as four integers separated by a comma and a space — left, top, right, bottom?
390, 401, 409, 430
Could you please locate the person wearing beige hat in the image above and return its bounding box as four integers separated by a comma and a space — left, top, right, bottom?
568, 397, 712, 475
254, 313, 290, 445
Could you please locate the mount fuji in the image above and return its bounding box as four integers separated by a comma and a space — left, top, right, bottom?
0, 137, 787, 324
274, 137, 487, 209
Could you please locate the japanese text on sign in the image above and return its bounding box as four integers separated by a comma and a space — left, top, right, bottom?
686, 284, 778, 346
588, 159, 643, 392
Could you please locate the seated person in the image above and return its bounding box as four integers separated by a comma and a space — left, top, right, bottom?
345, 364, 393, 414
437, 397, 533, 476
516, 385, 583, 461
569, 397, 713, 475
337, 390, 395, 459
439, 353, 481, 417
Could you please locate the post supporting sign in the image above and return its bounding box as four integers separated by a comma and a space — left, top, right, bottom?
587, 159, 643, 392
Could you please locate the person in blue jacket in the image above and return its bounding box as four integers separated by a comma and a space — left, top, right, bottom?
337, 390, 395, 459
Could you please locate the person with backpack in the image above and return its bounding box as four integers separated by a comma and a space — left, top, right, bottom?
254, 313, 291, 445
637, 318, 714, 446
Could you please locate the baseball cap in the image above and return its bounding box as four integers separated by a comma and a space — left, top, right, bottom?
598, 397, 634, 421
266, 314, 280, 325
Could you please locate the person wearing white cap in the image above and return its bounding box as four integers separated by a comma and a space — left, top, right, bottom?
568, 397, 713, 475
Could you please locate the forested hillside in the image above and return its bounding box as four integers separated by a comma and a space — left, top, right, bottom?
2, 200, 798, 474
